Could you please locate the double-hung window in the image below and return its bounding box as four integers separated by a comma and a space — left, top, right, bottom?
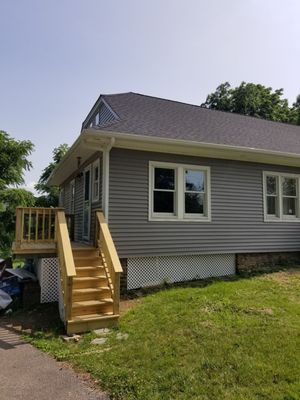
184, 169, 206, 216
153, 167, 176, 215
264, 171, 300, 221
150, 162, 211, 221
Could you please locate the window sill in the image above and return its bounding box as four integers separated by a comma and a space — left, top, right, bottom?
264, 217, 300, 223
149, 216, 211, 223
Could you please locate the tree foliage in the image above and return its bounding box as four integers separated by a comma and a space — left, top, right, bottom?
202, 82, 300, 125
0, 131, 35, 256
35, 143, 69, 207
0, 189, 36, 256
292, 94, 300, 125
0, 130, 34, 190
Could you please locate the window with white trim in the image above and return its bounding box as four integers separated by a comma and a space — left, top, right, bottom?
92, 160, 100, 202
264, 171, 300, 221
149, 162, 211, 221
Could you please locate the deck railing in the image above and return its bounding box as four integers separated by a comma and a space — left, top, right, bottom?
56, 210, 76, 323
14, 207, 76, 323
15, 207, 63, 246
96, 211, 123, 315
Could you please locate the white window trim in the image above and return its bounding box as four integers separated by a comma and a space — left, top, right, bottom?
70, 179, 75, 214
92, 159, 100, 203
263, 171, 300, 222
149, 161, 211, 222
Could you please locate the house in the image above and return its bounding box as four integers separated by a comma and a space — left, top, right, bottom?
13, 92, 300, 332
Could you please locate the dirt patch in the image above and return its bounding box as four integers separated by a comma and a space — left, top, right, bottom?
261, 268, 300, 286
245, 307, 274, 315
120, 298, 141, 315
0, 303, 63, 334
1, 300, 139, 333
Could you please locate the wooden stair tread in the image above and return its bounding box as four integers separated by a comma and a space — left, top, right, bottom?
69, 312, 116, 322
75, 266, 104, 271
73, 287, 110, 293
73, 299, 113, 308
73, 255, 100, 260
73, 276, 106, 281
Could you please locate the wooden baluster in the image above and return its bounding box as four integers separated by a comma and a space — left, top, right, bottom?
28, 209, 32, 241
48, 209, 51, 240
35, 210, 39, 241
42, 209, 45, 240
20, 209, 25, 242
54, 210, 57, 241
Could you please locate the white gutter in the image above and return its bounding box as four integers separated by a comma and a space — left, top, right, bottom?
49, 126, 300, 187
83, 128, 300, 161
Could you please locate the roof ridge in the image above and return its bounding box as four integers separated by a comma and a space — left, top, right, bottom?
102, 91, 132, 97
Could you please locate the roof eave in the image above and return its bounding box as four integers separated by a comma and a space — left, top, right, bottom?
49, 128, 300, 187
85, 128, 300, 167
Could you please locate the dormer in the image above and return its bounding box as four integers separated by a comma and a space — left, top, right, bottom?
82, 96, 118, 129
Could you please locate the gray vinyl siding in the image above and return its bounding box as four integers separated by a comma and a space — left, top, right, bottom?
61, 152, 103, 243
99, 103, 115, 125
74, 174, 84, 241
62, 182, 72, 214
109, 148, 300, 258
85, 102, 116, 128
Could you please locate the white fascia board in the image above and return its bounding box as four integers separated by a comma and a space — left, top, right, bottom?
84, 129, 300, 168
47, 133, 82, 186
49, 126, 300, 187
48, 130, 114, 187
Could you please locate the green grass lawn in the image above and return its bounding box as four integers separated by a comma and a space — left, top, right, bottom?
27, 269, 300, 400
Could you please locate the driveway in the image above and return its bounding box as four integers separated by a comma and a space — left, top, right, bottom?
0, 320, 108, 400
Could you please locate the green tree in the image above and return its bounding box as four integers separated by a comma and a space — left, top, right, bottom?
0, 131, 34, 256
292, 94, 300, 125
0, 130, 34, 190
0, 189, 36, 257
202, 82, 299, 124
35, 143, 69, 207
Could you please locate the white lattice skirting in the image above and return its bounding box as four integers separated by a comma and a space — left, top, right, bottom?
127, 254, 236, 290
36, 258, 59, 303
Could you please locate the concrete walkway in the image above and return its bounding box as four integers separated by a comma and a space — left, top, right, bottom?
0, 321, 108, 400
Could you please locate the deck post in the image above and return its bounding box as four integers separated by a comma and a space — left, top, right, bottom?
15, 208, 23, 246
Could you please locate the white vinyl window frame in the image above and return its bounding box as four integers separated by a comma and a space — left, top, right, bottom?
149, 161, 211, 222
92, 159, 100, 203
263, 171, 300, 222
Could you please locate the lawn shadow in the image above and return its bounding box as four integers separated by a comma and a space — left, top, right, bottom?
0, 302, 64, 339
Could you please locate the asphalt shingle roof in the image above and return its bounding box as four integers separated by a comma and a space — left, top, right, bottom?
96, 92, 300, 155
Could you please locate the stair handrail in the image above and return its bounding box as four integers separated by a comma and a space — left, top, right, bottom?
56, 210, 77, 323
96, 211, 123, 315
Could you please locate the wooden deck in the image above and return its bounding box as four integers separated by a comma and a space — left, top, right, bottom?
12, 241, 95, 257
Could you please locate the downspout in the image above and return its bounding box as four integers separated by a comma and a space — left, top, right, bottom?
103, 137, 115, 220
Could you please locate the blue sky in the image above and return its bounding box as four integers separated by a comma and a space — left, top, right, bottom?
1, 0, 299, 192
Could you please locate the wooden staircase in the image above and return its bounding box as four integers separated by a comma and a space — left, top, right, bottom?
67, 247, 119, 334
55, 210, 123, 334
13, 208, 122, 334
